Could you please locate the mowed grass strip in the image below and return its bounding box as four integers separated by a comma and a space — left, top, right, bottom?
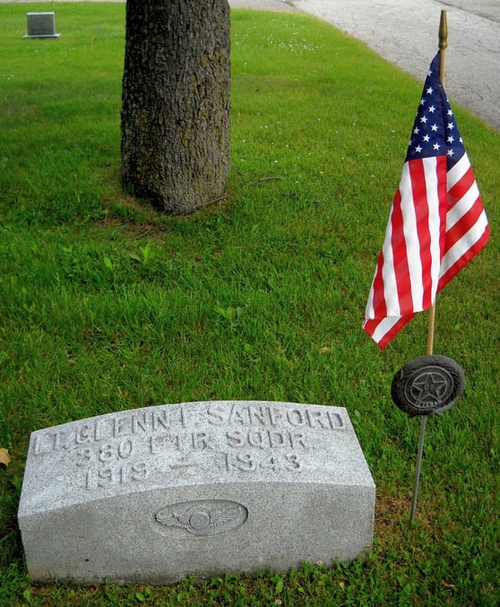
0, 4, 499, 606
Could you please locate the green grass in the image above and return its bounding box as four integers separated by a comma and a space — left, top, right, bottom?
1, 4, 499, 606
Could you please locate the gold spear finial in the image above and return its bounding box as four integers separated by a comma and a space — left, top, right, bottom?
438, 10, 448, 87
439, 10, 448, 50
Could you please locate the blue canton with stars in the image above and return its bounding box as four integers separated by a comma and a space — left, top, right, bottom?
405, 52, 465, 169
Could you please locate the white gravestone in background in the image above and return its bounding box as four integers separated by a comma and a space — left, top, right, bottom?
18, 401, 375, 584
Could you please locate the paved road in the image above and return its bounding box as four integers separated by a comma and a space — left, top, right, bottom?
291, 0, 500, 130
231, 0, 500, 130
6, 0, 499, 129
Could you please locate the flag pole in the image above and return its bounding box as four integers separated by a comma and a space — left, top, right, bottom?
410, 10, 448, 523
427, 12, 447, 353
427, 9, 448, 356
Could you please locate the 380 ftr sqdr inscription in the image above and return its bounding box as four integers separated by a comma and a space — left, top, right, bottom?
28, 402, 347, 495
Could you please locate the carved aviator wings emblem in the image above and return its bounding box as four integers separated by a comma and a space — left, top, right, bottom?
155, 499, 248, 537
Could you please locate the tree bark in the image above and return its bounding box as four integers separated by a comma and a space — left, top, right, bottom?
121, 0, 231, 214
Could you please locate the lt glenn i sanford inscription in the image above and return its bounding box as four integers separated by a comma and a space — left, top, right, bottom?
18, 401, 375, 585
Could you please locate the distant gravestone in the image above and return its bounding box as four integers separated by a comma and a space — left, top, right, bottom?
18, 401, 375, 585
24, 13, 61, 39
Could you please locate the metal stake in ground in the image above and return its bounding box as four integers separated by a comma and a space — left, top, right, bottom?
392, 354, 465, 521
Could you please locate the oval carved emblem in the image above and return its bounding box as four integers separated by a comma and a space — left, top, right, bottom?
154, 499, 248, 537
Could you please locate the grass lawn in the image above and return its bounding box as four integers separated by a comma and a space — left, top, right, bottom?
1, 3, 499, 606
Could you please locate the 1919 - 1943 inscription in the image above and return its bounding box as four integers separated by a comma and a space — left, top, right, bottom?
18, 401, 375, 585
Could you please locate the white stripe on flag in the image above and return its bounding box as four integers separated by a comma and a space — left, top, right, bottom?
381, 216, 400, 317
401, 162, 423, 313
369, 317, 401, 345
440, 212, 489, 278
447, 153, 470, 189
423, 156, 443, 306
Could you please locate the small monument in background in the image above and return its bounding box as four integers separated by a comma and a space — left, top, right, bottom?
24, 13, 61, 39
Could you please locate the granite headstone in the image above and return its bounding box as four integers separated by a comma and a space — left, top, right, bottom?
24, 13, 61, 39
18, 401, 375, 584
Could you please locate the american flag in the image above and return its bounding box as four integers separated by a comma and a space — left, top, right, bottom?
363, 52, 489, 349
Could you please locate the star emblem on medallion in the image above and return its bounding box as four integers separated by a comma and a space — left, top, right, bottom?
409, 369, 451, 407
391, 355, 465, 417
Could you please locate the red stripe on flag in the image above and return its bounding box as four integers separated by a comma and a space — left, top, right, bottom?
378, 315, 415, 349
448, 164, 475, 203
371, 255, 388, 318
444, 196, 486, 253
390, 188, 412, 315
409, 159, 434, 309
363, 314, 415, 350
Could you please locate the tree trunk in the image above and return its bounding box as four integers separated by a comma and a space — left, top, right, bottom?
121, 0, 231, 214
